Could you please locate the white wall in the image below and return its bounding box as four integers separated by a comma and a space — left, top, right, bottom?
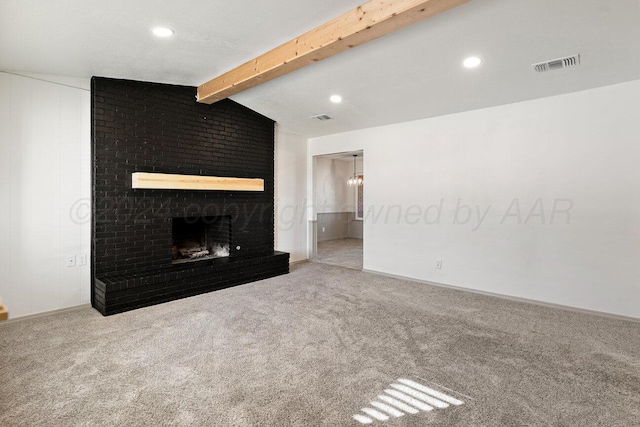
309, 79, 640, 319
0, 72, 91, 318
275, 125, 308, 262
314, 157, 353, 213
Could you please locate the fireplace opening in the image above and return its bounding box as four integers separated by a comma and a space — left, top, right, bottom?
172, 216, 231, 264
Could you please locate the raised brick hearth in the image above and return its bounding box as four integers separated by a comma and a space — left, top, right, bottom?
91, 77, 289, 315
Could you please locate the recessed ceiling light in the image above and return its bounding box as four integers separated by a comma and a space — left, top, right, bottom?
463, 56, 482, 68
330, 95, 343, 104
152, 27, 174, 37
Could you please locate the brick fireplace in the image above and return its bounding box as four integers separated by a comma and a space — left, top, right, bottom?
91, 77, 289, 315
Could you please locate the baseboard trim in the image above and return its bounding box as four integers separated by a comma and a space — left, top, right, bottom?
363, 269, 640, 323
290, 259, 309, 266
0, 304, 92, 324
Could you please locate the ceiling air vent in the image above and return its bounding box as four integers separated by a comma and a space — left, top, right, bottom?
533, 54, 580, 73
310, 114, 332, 121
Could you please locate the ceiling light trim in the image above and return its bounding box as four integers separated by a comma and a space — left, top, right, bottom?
151, 27, 174, 38
463, 56, 482, 68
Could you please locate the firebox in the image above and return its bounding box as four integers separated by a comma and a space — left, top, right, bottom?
172, 216, 231, 264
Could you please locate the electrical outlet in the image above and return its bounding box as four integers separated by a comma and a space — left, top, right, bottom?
322, 227, 326, 232
77, 254, 87, 266
66, 256, 76, 267
435, 258, 442, 269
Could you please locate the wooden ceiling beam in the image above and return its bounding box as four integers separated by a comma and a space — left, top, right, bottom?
196, 0, 471, 104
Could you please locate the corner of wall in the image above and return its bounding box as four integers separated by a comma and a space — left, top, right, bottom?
275, 126, 309, 262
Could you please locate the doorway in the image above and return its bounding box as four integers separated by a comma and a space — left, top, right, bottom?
312, 151, 363, 270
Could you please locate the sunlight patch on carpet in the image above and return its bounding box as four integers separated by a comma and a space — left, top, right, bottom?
352, 377, 466, 424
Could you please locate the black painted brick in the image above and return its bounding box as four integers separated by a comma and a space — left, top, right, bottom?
91, 77, 288, 315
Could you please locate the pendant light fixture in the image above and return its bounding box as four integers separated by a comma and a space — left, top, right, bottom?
347, 154, 363, 186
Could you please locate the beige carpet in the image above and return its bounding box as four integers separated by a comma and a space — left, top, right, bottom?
1, 262, 639, 426
317, 238, 363, 270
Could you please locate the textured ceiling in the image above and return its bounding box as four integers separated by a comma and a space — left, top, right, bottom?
2, 0, 640, 137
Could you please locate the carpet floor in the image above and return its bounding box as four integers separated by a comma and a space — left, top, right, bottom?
317, 238, 363, 270
1, 262, 639, 426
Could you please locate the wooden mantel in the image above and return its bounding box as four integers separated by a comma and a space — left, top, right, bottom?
197, 0, 471, 104
131, 172, 264, 192
0, 297, 8, 321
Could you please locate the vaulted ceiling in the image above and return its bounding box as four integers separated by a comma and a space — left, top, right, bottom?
2, 0, 640, 137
